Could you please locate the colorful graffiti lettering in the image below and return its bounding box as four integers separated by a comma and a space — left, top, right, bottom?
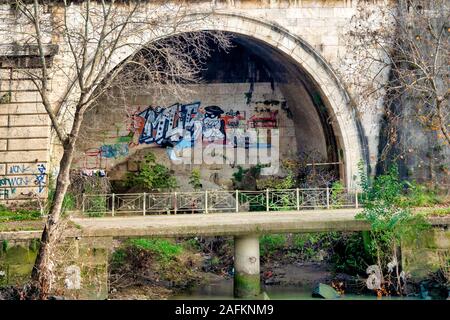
137, 102, 201, 146
0, 176, 31, 187
79, 101, 280, 168
221, 110, 246, 129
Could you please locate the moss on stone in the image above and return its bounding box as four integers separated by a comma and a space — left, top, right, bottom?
234, 273, 260, 297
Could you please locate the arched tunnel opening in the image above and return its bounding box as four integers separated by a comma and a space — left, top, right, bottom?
73, 32, 344, 192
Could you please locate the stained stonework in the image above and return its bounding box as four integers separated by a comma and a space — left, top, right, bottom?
0, 0, 397, 202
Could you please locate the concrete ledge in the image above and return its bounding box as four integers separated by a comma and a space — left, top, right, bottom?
1, 210, 448, 240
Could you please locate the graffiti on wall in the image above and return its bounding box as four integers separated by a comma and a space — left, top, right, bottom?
35, 164, 46, 193
125, 102, 278, 148
78, 100, 281, 169
0, 163, 47, 199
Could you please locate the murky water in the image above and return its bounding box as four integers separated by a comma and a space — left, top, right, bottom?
0, 243, 38, 286
173, 278, 422, 300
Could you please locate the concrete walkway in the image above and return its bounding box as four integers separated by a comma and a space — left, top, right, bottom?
2, 209, 449, 240
70, 209, 368, 238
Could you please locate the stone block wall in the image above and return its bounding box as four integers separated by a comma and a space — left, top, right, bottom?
0, 68, 50, 202
0, 0, 394, 202
402, 227, 450, 282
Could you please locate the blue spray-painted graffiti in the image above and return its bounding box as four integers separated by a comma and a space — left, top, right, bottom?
134, 102, 229, 147
34, 164, 46, 193
0, 163, 47, 198
77, 101, 280, 169
137, 102, 203, 145
99, 143, 129, 159
9, 164, 31, 174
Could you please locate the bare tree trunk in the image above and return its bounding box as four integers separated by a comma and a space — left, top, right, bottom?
31, 105, 85, 299
436, 99, 450, 145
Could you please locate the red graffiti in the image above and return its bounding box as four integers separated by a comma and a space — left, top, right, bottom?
247, 110, 278, 128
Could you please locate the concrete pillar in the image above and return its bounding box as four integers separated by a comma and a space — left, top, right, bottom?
234, 234, 260, 298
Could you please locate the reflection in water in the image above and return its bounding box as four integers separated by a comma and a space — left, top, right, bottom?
172, 278, 421, 300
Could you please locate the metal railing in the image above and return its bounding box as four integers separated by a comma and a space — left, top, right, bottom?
81, 188, 362, 217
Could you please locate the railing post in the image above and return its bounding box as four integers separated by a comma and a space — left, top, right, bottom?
296, 188, 300, 211
205, 190, 208, 214
266, 189, 269, 212
143, 192, 146, 216
355, 190, 359, 209
235, 190, 239, 213
111, 193, 115, 217
326, 187, 330, 209
81, 193, 85, 214
174, 192, 178, 214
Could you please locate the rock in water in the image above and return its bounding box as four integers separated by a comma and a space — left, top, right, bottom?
312, 283, 340, 299
419, 281, 448, 300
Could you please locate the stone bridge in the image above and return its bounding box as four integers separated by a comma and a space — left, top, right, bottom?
1, 209, 449, 298
0, 0, 397, 203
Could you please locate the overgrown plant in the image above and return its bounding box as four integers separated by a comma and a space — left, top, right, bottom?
188, 169, 202, 191
330, 181, 345, 208
126, 152, 178, 192
357, 162, 430, 296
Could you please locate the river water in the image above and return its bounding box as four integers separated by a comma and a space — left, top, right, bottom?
172, 278, 422, 300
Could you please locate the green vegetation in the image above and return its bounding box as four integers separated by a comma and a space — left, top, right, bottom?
329, 232, 375, 275
260, 234, 286, 256
330, 181, 345, 208
126, 152, 177, 191
109, 237, 200, 291
85, 195, 107, 217
46, 188, 76, 215
0, 204, 41, 222
357, 162, 431, 295
419, 207, 450, 216
128, 238, 183, 262
111, 238, 184, 268
232, 164, 262, 190
189, 169, 202, 191
399, 181, 448, 207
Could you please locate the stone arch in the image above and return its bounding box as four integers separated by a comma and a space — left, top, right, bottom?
59, 11, 368, 188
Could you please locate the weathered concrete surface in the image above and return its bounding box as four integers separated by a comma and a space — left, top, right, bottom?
402, 227, 450, 281
71, 209, 370, 238
234, 234, 261, 297
1, 210, 449, 241
1, 0, 398, 203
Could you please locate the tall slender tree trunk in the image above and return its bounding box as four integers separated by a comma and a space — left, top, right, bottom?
31, 105, 85, 299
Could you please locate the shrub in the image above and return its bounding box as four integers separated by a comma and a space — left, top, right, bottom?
357, 162, 430, 295
189, 169, 202, 191
260, 234, 286, 256
126, 152, 177, 191
85, 195, 107, 217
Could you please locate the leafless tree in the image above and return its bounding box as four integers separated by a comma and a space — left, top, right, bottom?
1, 0, 230, 299
341, 0, 449, 168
